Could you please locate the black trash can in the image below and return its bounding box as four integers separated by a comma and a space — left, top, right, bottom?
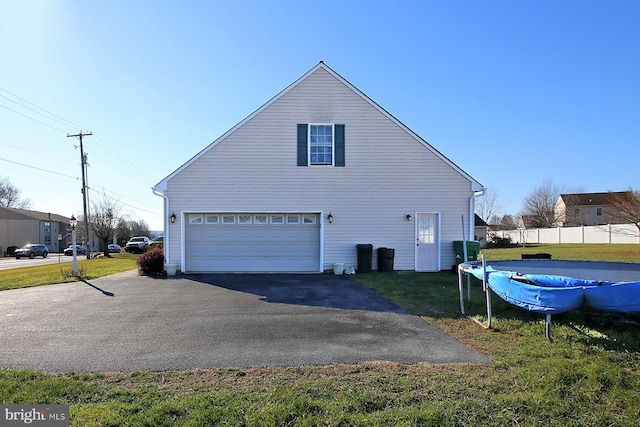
356, 244, 373, 273
377, 247, 395, 272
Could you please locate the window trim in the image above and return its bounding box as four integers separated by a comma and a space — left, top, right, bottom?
308, 123, 335, 166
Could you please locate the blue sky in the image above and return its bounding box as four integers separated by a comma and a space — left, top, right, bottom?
1, 0, 638, 230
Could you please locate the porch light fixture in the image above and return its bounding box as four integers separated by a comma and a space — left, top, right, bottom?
406, 214, 413, 221
170, 212, 176, 224
327, 212, 334, 223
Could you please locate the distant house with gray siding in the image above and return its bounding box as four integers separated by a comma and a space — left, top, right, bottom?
153, 62, 485, 273
0, 206, 69, 255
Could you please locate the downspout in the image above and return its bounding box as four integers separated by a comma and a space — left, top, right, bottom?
152, 188, 169, 266
469, 188, 487, 242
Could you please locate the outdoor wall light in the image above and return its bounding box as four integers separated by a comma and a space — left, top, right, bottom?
406, 214, 413, 221
327, 212, 334, 223
170, 212, 176, 224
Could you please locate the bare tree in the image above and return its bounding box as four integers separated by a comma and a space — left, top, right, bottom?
499, 214, 518, 230
128, 219, 151, 238
605, 190, 640, 232
521, 178, 565, 228
91, 193, 123, 257
0, 175, 31, 208
475, 189, 504, 223
116, 218, 151, 245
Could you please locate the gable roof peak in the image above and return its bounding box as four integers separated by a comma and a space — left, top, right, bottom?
153, 62, 484, 192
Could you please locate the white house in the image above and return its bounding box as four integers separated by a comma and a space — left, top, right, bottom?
153, 62, 485, 273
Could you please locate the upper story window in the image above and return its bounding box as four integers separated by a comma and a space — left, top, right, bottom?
596, 207, 603, 216
309, 124, 333, 165
297, 123, 345, 167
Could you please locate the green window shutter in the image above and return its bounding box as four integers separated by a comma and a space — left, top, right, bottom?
334, 124, 345, 167
297, 124, 308, 166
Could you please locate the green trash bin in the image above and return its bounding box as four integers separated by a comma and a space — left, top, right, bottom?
453, 241, 481, 264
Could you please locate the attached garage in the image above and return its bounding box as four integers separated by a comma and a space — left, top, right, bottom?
184, 213, 321, 272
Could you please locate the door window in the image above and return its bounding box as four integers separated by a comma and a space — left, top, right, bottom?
419, 216, 435, 244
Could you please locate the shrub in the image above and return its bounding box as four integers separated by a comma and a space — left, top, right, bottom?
486, 233, 517, 248
137, 248, 165, 275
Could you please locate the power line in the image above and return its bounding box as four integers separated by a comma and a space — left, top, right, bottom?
0, 90, 85, 130
91, 135, 159, 182
0, 88, 161, 184
96, 186, 161, 215
0, 102, 68, 134
0, 140, 77, 166
0, 156, 79, 180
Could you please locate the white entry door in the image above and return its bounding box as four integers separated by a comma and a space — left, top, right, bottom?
416, 213, 439, 271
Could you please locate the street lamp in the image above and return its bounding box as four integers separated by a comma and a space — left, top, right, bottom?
69, 215, 78, 277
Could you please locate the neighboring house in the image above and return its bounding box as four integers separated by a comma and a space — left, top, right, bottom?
153, 62, 485, 273
517, 214, 537, 230
0, 206, 69, 255
474, 214, 488, 248
555, 192, 631, 227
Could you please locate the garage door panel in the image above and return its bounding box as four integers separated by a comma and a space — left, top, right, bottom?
185, 213, 320, 272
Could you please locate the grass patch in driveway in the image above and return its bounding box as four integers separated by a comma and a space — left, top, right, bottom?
0, 254, 138, 291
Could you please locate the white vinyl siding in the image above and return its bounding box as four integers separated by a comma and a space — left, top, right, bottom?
164, 66, 476, 271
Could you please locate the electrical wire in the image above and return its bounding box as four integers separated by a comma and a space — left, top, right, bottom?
0, 90, 85, 130
93, 186, 161, 215
0, 88, 161, 183
0, 156, 79, 180
0, 89, 163, 214
0, 103, 68, 134
0, 140, 78, 166
90, 134, 160, 182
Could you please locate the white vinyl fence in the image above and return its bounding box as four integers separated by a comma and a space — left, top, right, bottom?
492, 224, 640, 245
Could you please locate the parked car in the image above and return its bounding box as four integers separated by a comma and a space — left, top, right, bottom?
124, 236, 150, 253
108, 244, 121, 253
64, 245, 87, 256
15, 244, 49, 259
149, 236, 164, 248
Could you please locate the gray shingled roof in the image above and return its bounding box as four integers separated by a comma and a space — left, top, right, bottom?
0, 206, 69, 223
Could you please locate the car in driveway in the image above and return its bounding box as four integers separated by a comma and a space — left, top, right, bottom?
15, 244, 49, 259
125, 236, 150, 253
108, 244, 121, 253
64, 245, 87, 256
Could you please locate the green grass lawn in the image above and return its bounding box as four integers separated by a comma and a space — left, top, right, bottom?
1, 245, 639, 426
481, 242, 640, 262
0, 254, 139, 291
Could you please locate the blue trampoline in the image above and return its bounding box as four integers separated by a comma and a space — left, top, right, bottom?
458, 258, 640, 341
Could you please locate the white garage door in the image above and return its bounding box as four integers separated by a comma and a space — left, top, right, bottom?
184, 213, 321, 272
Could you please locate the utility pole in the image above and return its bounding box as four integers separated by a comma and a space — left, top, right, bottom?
67, 131, 92, 259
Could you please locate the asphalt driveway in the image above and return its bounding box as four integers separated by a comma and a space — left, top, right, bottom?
0, 272, 491, 372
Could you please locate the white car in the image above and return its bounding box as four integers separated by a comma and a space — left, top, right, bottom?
124, 236, 150, 253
